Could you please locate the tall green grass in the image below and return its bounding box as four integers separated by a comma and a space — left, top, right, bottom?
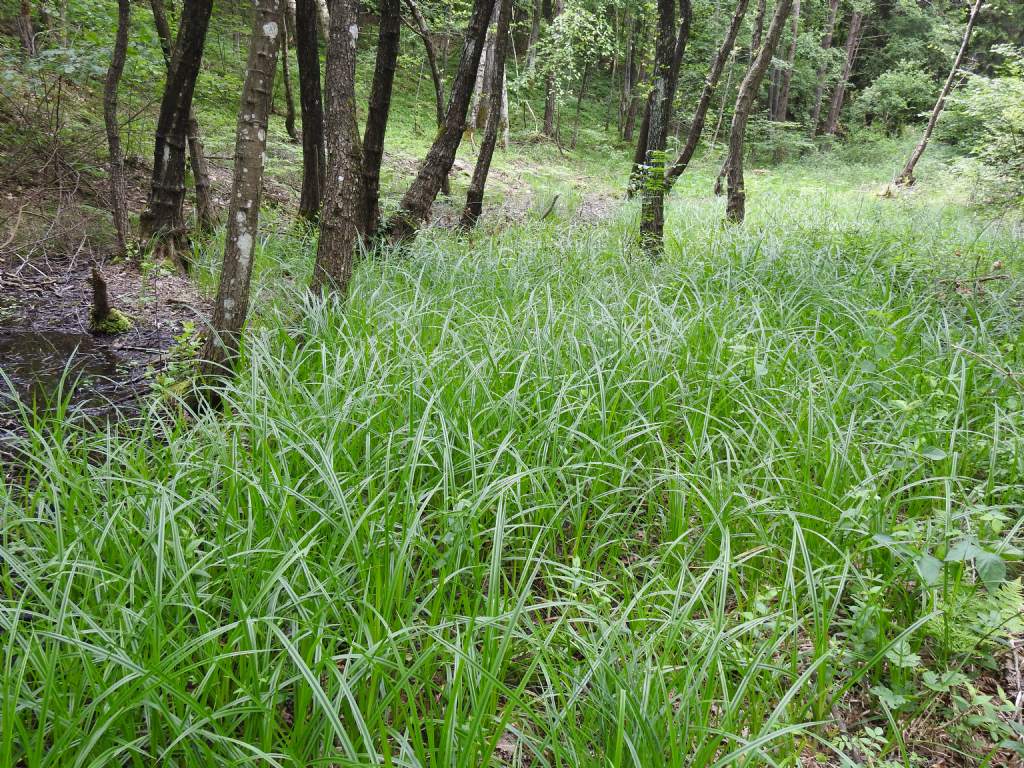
3, 160, 1023, 766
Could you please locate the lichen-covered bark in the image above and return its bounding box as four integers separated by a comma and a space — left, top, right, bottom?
200, 0, 281, 380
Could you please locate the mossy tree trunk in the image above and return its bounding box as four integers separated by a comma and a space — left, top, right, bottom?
295, 0, 327, 220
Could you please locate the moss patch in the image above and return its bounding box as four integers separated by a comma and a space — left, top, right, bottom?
90, 308, 133, 335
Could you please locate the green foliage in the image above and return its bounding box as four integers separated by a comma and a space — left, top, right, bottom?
3, 144, 1023, 766
526, 4, 614, 104
852, 61, 937, 134
938, 45, 1024, 209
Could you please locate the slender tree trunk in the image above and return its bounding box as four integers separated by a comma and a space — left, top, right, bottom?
499, 67, 510, 148
461, 0, 512, 228
361, 0, 401, 237
571, 61, 590, 149
280, 8, 298, 141
296, 0, 327, 220
384, 0, 493, 244
821, 9, 863, 136
640, 0, 690, 256
750, 0, 766, 59
896, 0, 983, 186
17, 0, 35, 56
402, 0, 450, 195
470, 6, 496, 132
665, 0, 750, 191
150, 0, 216, 234
310, 0, 365, 296
526, 0, 541, 70
709, 53, 735, 149
541, 0, 558, 137
773, 0, 799, 121
725, 0, 794, 222
139, 0, 213, 271
104, 0, 131, 257
315, 0, 330, 40
199, 0, 281, 381
808, 0, 840, 134
620, 13, 638, 137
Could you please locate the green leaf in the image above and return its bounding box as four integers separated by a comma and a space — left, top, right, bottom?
976, 550, 1006, 591
919, 446, 947, 461
915, 554, 943, 587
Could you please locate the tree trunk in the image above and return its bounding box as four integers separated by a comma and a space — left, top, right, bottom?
384, 0, 493, 244
139, 0, 214, 271
470, 8, 495, 132
361, 0, 401, 238
750, 0, 766, 59
665, 0, 750, 191
499, 67, 510, 149
17, 0, 35, 56
199, 0, 281, 381
571, 61, 590, 149
821, 9, 863, 136
896, 0, 983, 186
150, 0, 216, 233
808, 0, 840, 135
315, 0, 330, 41
640, 0, 690, 257
628, 0, 691, 199
620, 13, 639, 138
402, 0, 450, 195
526, 0, 541, 71
310, 0, 365, 296
296, 0, 327, 220
541, 0, 558, 138
104, 0, 131, 257
280, 8, 298, 141
773, 0, 799, 121
725, 0, 794, 223
460, 0, 512, 228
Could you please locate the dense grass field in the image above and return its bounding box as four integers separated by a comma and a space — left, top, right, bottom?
3, 140, 1024, 767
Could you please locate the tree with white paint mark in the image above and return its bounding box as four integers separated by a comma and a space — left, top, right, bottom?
199, 0, 282, 385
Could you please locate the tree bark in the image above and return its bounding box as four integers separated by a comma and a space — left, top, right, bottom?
139, 0, 214, 270
17, 0, 35, 56
384, 0, 493, 244
104, 0, 131, 257
541, 0, 558, 137
664, 0, 750, 191
280, 7, 298, 141
460, 0, 512, 228
772, 0, 799, 121
401, 0, 450, 195
199, 0, 281, 381
750, 0, 766, 59
526, 0, 541, 70
725, 0, 794, 222
150, 0, 216, 233
403, 0, 446, 131
808, 0, 840, 134
628, 0, 691, 198
821, 9, 863, 136
361, 0, 402, 237
310, 0, 365, 296
896, 0, 983, 186
640, 0, 690, 256
295, 0, 327, 220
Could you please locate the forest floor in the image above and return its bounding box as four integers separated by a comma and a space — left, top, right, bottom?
4, 20, 1024, 766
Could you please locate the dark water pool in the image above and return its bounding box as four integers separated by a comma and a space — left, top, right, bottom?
0, 328, 123, 414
